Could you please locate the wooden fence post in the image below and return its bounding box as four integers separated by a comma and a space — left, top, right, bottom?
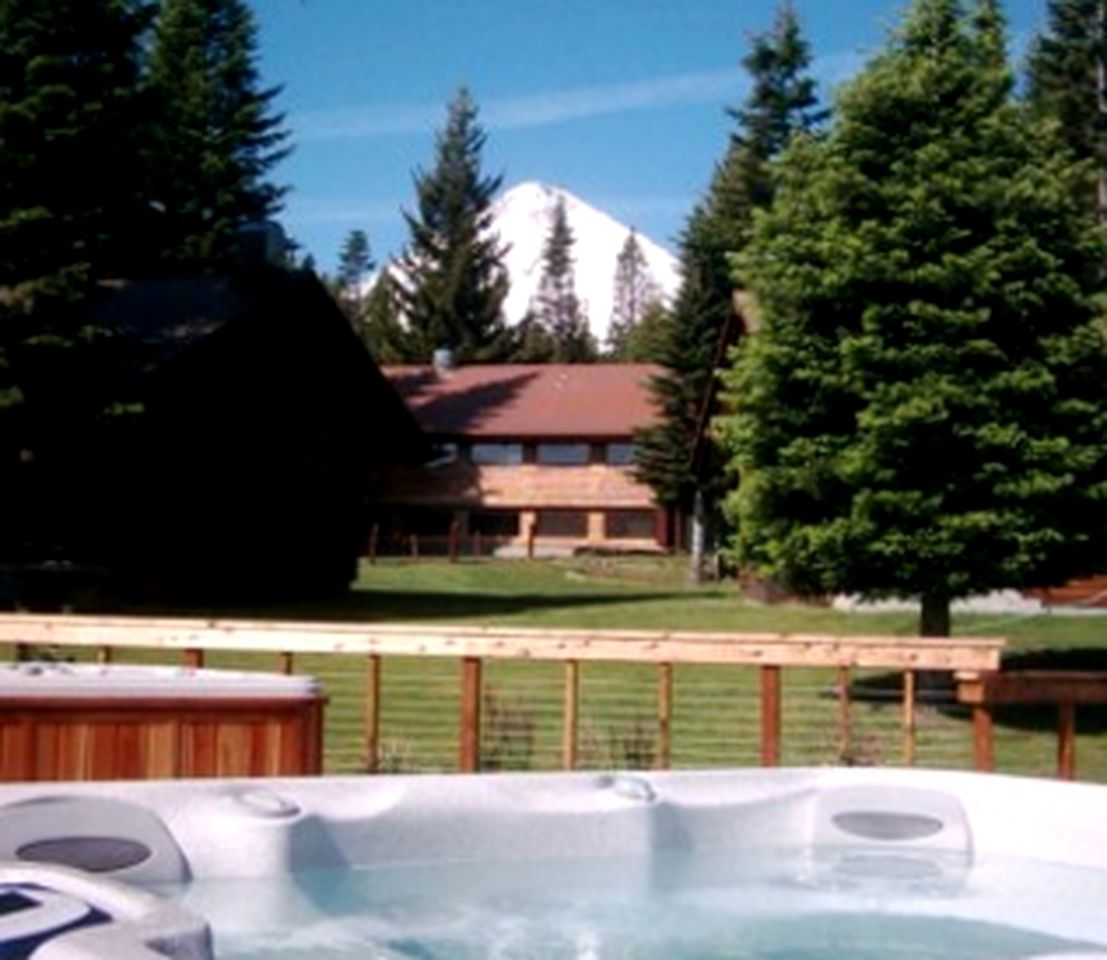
183, 648, 204, 669
562, 660, 579, 770
972, 704, 995, 772
96, 646, 114, 665
277, 652, 294, 675
459, 657, 483, 772
1057, 702, 1077, 780
836, 665, 851, 760
368, 523, 379, 565
448, 519, 461, 563
760, 665, 782, 766
657, 663, 673, 770
902, 669, 917, 766
366, 654, 381, 773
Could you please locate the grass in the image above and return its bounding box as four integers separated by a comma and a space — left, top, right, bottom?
44, 556, 1107, 782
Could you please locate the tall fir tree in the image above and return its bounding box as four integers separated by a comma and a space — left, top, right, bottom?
145, 0, 289, 266
0, 0, 154, 556
619, 300, 671, 363
357, 273, 409, 364
528, 196, 595, 363
334, 229, 373, 317
0, 0, 154, 306
718, 0, 1107, 636
1027, 0, 1107, 221
397, 88, 511, 363
607, 230, 659, 359
635, 2, 821, 554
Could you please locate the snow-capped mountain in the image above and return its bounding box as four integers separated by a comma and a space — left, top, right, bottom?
490, 182, 681, 345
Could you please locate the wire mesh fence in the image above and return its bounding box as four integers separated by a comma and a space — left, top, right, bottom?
4, 635, 1102, 782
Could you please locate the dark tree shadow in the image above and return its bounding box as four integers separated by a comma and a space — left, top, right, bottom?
848, 647, 1107, 733
388, 368, 539, 435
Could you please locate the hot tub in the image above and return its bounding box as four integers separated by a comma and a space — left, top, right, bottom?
0, 769, 1106, 959
0, 663, 324, 781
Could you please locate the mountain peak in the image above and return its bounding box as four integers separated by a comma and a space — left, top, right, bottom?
490, 182, 680, 345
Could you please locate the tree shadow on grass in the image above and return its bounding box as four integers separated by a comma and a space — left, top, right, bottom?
86, 586, 691, 624
850, 647, 1107, 734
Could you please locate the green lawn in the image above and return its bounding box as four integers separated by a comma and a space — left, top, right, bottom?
85, 555, 1107, 782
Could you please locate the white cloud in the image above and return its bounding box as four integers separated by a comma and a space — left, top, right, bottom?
284, 197, 400, 227
292, 45, 867, 145
292, 68, 742, 143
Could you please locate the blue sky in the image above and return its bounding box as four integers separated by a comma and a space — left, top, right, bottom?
253, 0, 1048, 270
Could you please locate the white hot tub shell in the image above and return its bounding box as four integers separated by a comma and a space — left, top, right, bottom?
0, 768, 1105, 958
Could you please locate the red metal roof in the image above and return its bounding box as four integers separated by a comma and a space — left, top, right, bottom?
383, 363, 661, 439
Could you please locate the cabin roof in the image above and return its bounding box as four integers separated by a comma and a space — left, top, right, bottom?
383, 363, 660, 440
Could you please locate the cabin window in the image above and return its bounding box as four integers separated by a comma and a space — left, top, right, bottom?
400, 508, 455, 536
536, 510, 589, 537
605, 510, 655, 540
471, 443, 524, 465
605, 443, 637, 466
536, 443, 590, 465
470, 511, 520, 537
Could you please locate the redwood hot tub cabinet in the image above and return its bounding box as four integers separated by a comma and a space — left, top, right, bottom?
0, 663, 326, 781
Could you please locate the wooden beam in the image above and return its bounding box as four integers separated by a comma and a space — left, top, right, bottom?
277, 652, 294, 675
760, 665, 781, 766
183, 648, 204, 669
960, 671, 1107, 706
0, 615, 1005, 671
459, 657, 482, 773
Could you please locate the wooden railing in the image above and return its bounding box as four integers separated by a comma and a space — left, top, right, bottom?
956, 670, 1107, 780
0, 614, 1005, 774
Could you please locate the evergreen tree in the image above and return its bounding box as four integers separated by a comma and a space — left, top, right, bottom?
635, 3, 821, 546
0, 0, 154, 306
508, 311, 558, 363
0, 0, 154, 553
146, 0, 289, 266
335, 229, 373, 316
618, 300, 671, 363
397, 88, 511, 363
1027, 0, 1107, 220
607, 230, 660, 359
529, 196, 595, 362
718, 0, 1107, 636
357, 273, 409, 364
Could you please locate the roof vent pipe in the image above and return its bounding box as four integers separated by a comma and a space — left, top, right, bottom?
432, 347, 455, 372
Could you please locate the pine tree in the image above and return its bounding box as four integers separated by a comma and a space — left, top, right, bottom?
357, 273, 409, 364
145, 0, 289, 266
607, 230, 659, 359
0, 0, 154, 547
1027, 0, 1107, 220
635, 3, 821, 551
397, 88, 511, 363
718, 0, 1107, 636
508, 311, 558, 363
529, 196, 595, 363
618, 300, 671, 363
335, 229, 373, 316
0, 0, 154, 306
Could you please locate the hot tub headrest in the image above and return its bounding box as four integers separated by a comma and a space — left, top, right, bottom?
0, 796, 189, 884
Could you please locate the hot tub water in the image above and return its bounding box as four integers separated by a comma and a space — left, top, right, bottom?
1, 768, 1106, 960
